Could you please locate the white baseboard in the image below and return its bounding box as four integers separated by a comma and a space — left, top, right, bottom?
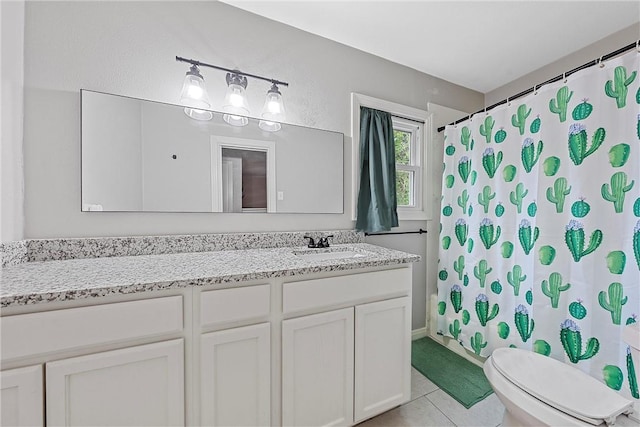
411, 327, 428, 341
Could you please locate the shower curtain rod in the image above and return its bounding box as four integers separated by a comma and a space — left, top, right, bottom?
437, 40, 639, 132
364, 228, 427, 236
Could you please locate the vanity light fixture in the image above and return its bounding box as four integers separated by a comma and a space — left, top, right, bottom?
179, 64, 213, 121
176, 56, 289, 130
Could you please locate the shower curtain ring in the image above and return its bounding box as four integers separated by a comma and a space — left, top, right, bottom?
563, 72, 567, 83
506, 96, 510, 106
636, 40, 639, 52
533, 84, 538, 95
598, 56, 604, 68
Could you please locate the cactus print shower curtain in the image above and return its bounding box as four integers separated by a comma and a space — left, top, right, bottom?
437, 50, 639, 401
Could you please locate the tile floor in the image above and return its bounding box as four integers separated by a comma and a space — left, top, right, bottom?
358, 368, 639, 427
358, 368, 505, 427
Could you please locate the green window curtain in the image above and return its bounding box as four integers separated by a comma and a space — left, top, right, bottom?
355, 107, 399, 233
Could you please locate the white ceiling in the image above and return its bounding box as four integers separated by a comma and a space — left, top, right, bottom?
221, 1, 640, 93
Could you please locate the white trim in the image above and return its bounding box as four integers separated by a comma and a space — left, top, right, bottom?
351, 93, 432, 222
210, 136, 277, 213
411, 327, 428, 341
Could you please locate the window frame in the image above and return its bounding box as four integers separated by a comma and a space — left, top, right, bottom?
351, 93, 432, 221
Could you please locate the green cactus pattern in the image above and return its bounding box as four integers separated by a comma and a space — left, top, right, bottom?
521, 138, 543, 173
438, 301, 446, 315
518, 219, 539, 255
601, 171, 634, 213
510, 182, 528, 213
605, 65, 637, 108
543, 156, 560, 176
507, 265, 526, 296
454, 219, 468, 247
627, 346, 639, 398
568, 124, 605, 165
571, 199, 590, 218
438, 58, 637, 384
479, 116, 494, 143
497, 322, 509, 339
572, 99, 593, 120
606, 251, 626, 275
546, 177, 571, 213
565, 220, 603, 262
598, 282, 627, 325
634, 220, 640, 270
608, 143, 630, 168
549, 86, 573, 122
453, 255, 465, 280
539, 245, 556, 265
541, 272, 571, 308
569, 300, 587, 320
457, 189, 470, 214
501, 241, 514, 258
511, 104, 531, 135
479, 218, 501, 249
602, 365, 623, 390
475, 294, 499, 326
449, 319, 461, 340
530, 116, 541, 134
458, 156, 471, 183
461, 126, 474, 151
473, 259, 492, 288
534, 340, 551, 356
481, 148, 503, 178
450, 285, 463, 313
515, 305, 534, 343
470, 331, 488, 355
503, 165, 516, 182
477, 186, 495, 213
560, 319, 599, 363
490, 280, 502, 295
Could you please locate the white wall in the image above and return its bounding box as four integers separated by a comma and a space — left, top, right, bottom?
1, 0, 25, 242
486, 23, 640, 105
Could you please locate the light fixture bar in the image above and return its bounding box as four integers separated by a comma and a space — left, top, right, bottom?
176, 56, 289, 87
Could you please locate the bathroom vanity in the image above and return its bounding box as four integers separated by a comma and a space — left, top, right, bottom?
0, 241, 418, 426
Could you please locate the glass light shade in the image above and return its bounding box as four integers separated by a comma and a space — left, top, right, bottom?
259, 85, 286, 132
222, 74, 250, 127
180, 65, 212, 121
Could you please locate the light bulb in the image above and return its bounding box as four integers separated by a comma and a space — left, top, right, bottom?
179, 65, 212, 121
222, 72, 250, 127
259, 84, 286, 132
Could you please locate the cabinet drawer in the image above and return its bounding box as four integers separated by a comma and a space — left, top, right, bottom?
1, 296, 183, 361
283, 267, 411, 315
200, 285, 270, 328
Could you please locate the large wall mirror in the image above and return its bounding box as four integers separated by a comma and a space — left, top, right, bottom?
81, 90, 344, 213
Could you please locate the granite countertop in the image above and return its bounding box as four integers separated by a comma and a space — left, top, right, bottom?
0, 243, 419, 307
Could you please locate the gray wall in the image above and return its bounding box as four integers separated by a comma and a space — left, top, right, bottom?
486, 24, 640, 105
1, 0, 25, 242
21, 1, 483, 329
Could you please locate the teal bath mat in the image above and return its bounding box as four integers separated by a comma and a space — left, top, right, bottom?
411, 337, 493, 408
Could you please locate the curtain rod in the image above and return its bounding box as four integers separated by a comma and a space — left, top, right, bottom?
437, 40, 639, 133
364, 228, 427, 236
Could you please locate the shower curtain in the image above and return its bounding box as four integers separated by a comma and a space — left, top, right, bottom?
437, 50, 639, 400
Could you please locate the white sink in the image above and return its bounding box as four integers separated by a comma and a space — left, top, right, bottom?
293, 249, 369, 262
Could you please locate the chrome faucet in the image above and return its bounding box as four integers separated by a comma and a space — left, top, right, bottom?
303, 235, 333, 248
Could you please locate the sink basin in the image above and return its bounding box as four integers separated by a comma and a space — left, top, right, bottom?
293, 249, 369, 262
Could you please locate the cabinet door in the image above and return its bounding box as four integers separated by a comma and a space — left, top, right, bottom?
1, 365, 43, 426
46, 339, 184, 426
282, 307, 354, 427
200, 322, 271, 426
354, 297, 411, 423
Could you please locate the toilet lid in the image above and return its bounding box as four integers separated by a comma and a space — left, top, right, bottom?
491, 348, 634, 425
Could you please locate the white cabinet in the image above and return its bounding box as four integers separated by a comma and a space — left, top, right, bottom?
354, 297, 411, 422
282, 307, 354, 427
0, 365, 43, 426
46, 339, 184, 426
200, 322, 271, 426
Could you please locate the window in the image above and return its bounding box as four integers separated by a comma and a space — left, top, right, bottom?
392, 117, 423, 209
351, 93, 431, 221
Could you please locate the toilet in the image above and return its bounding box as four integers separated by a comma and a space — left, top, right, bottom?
484, 324, 640, 427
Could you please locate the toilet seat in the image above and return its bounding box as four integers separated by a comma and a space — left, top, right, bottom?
491, 348, 633, 425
